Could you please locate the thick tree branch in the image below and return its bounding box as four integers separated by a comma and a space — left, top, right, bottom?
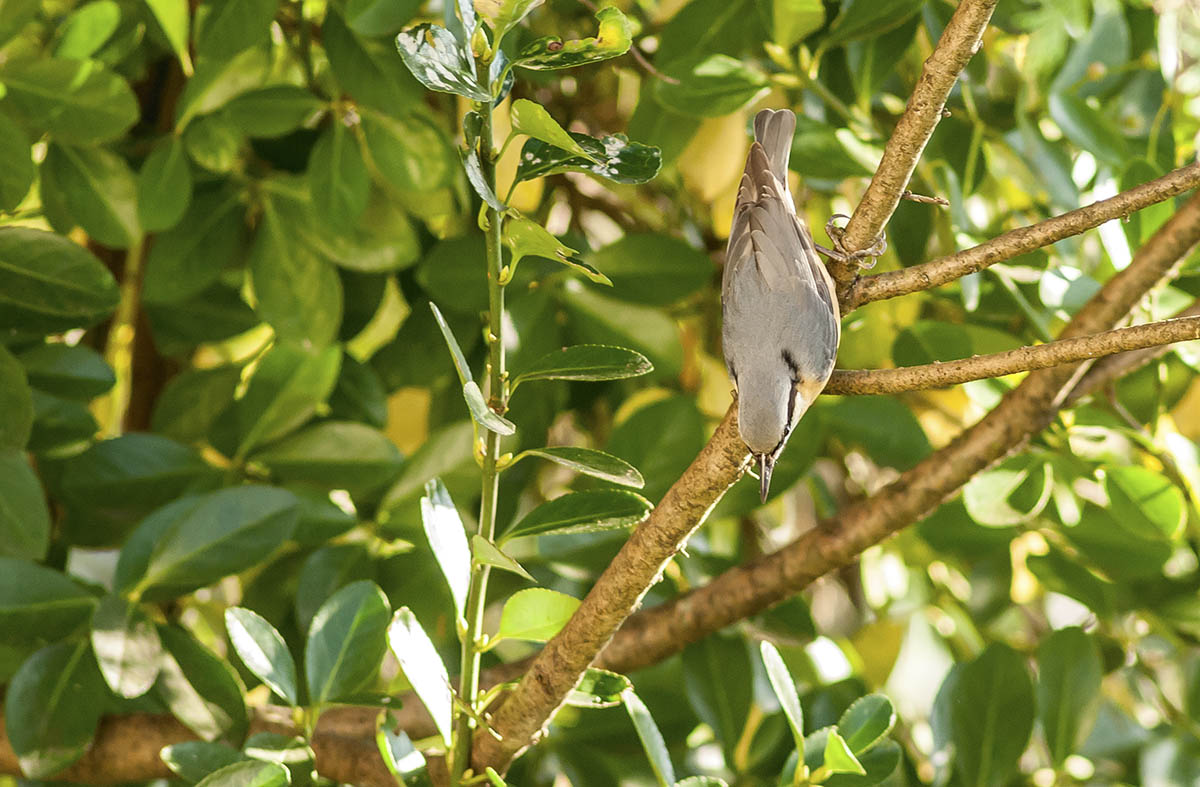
829, 0, 998, 297
824, 316, 1200, 395
845, 162, 1200, 311
595, 191, 1200, 676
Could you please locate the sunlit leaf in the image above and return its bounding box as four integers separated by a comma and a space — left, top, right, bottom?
515, 133, 661, 185
513, 7, 632, 70
502, 489, 651, 541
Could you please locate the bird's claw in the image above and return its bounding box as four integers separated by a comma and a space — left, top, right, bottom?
818, 214, 887, 270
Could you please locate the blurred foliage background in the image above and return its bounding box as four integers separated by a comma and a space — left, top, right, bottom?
2, 0, 1200, 784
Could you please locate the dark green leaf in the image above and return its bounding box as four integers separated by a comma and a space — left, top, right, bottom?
788, 115, 877, 179
503, 489, 651, 541
515, 132, 661, 185
243, 732, 315, 787
234, 343, 343, 458
26, 390, 99, 454
119, 486, 299, 601
194, 760, 289, 787
946, 643, 1034, 787
513, 7, 632, 70
377, 420, 475, 522
0, 0, 37, 49
760, 641, 804, 755
0, 345, 32, 450
963, 454, 1053, 527
509, 99, 595, 160
837, 695, 895, 755
359, 106, 457, 193
683, 635, 752, 755
0, 109, 34, 211
19, 343, 115, 400
654, 55, 769, 118
137, 136, 194, 233
55, 1, 120, 62
493, 588, 580, 644
225, 607, 299, 706
1048, 92, 1128, 166
513, 344, 653, 387
1065, 504, 1173, 581
194, 0, 277, 61
310, 122, 369, 232
325, 9, 422, 113
225, 86, 324, 138
305, 580, 390, 704
3, 640, 106, 779
250, 421, 403, 499
150, 364, 242, 442
395, 23, 490, 101
1037, 627, 1102, 764
559, 286, 682, 378
625, 689, 676, 786
520, 446, 644, 487
420, 479, 471, 620
772, 0, 824, 48
141, 184, 245, 304
0, 558, 95, 646
155, 623, 249, 741
184, 112, 243, 173
801, 728, 901, 786
161, 741, 247, 784
825, 397, 930, 471
585, 233, 711, 305
90, 593, 161, 698
1026, 546, 1115, 616
0, 57, 138, 143
345, 0, 420, 35
42, 143, 140, 248
144, 0, 192, 72
565, 668, 631, 708
388, 607, 453, 746
0, 449, 50, 560
462, 149, 505, 210
294, 543, 373, 630
823, 0, 924, 46
429, 302, 517, 435
605, 395, 703, 502
1105, 465, 1185, 540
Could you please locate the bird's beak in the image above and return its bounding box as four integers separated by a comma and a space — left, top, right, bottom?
759, 453, 775, 503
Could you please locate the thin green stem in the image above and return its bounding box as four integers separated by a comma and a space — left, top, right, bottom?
452, 64, 508, 785
97, 237, 145, 437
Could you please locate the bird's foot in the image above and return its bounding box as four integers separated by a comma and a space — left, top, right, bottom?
817, 214, 887, 270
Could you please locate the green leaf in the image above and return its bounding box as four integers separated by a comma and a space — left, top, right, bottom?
683, 635, 752, 755
513, 7, 632, 70
249, 421, 403, 499
624, 689, 676, 786
493, 588, 580, 644
42, 143, 140, 248
1048, 92, 1128, 166
514, 132, 662, 185
0, 58, 138, 143
0, 345, 32, 450
119, 486, 299, 601
802, 728, 901, 787
963, 453, 1053, 527
788, 115, 876, 179
477, 0, 543, 45
91, 593, 162, 698
1105, 465, 1185, 540
305, 580, 390, 704
294, 543, 372, 631
54, 0, 120, 58
429, 302, 517, 435
0, 0, 37, 49
183, 112, 243, 173
604, 396, 702, 502
420, 478, 471, 621
234, 343, 343, 459
585, 233, 711, 305
376, 727, 428, 783
138, 136, 194, 232
825, 397, 930, 471
156, 623, 248, 741
565, 668, 632, 708
345, 0, 420, 35
0, 109, 34, 211
310, 122, 369, 232
760, 641, 804, 756
462, 148, 505, 210
1037, 627, 1102, 765
510, 99, 596, 161
161, 741, 247, 784
224, 86, 324, 138
772, 0, 824, 48
359, 106, 456, 192
837, 694, 895, 755
225, 607, 299, 706
823, 0, 924, 46
18, 344, 113, 401
4, 640, 106, 779
194, 0, 277, 61
141, 184, 245, 304
822, 730, 866, 775
513, 344, 653, 387
504, 216, 610, 285
395, 23, 490, 100
0, 449, 50, 561
654, 55, 769, 118
26, 391, 99, 454
151, 364, 242, 442
946, 643, 1034, 787
243, 732, 315, 787
195, 760, 289, 787
520, 446, 644, 487
388, 607, 453, 747
144, 0, 192, 73
325, 9, 422, 113
471, 534, 533, 580
502, 489, 652, 541
0, 558, 95, 646
249, 190, 343, 348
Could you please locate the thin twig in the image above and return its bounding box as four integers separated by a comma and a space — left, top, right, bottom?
900, 190, 950, 206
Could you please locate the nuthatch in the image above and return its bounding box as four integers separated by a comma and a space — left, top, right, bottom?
721, 109, 840, 503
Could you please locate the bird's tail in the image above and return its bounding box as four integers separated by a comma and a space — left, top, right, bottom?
753, 108, 796, 181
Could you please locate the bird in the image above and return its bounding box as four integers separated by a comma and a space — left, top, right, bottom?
721, 108, 840, 503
